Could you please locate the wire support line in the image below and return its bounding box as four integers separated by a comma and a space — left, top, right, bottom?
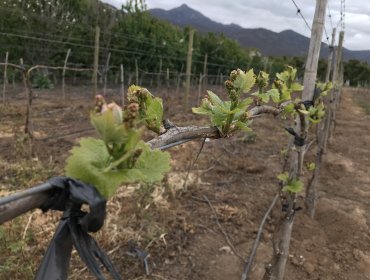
337, 0, 345, 31
327, 2, 334, 30
0, 31, 234, 69
323, 27, 330, 45
290, 0, 311, 31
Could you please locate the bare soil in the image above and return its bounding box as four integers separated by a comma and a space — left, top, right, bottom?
0, 86, 370, 280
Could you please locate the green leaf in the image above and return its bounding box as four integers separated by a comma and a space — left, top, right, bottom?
282, 179, 304, 193
192, 106, 212, 115
298, 109, 309, 115
65, 138, 116, 198
130, 142, 171, 183
307, 162, 316, 171
237, 97, 253, 110
211, 106, 228, 128
291, 82, 303, 92
145, 97, 163, 133
283, 103, 295, 114
65, 138, 171, 198
234, 69, 256, 93
308, 103, 325, 124
317, 81, 332, 94
268, 89, 280, 103
277, 172, 289, 182
277, 66, 297, 82
207, 90, 224, 107
91, 110, 127, 145
260, 93, 270, 103
280, 88, 291, 102
235, 121, 252, 132
117, 129, 142, 156
276, 72, 289, 83
280, 149, 288, 156
308, 117, 321, 124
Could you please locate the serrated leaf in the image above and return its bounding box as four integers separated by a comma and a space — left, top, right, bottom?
282, 179, 304, 193
268, 89, 280, 103
235, 121, 252, 132
280, 149, 288, 156
283, 103, 295, 114
145, 97, 163, 133
211, 106, 228, 128
207, 90, 224, 107
291, 82, 303, 92
237, 97, 253, 110
130, 142, 171, 183
234, 69, 256, 93
65, 138, 116, 197
308, 118, 320, 124
65, 138, 171, 198
280, 88, 291, 102
118, 129, 142, 156
320, 90, 328, 97
277, 172, 289, 182
317, 81, 332, 93
298, 109, 309, 115
91, 110, 127, 144
260, 93, 270, 103
276, 72, 288, 83
307, 162, 316, 171
192, 106, 213, 115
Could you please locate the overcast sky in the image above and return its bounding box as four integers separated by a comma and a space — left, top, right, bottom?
105, 0, 369, 51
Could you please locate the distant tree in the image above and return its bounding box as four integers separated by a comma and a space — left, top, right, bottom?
344, 59, 370, 86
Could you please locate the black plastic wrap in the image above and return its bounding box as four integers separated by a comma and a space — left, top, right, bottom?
35, 177, 121, 280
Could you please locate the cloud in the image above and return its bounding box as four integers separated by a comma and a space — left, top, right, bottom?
104, 0, 369, 51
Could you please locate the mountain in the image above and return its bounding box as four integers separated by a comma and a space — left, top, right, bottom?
149, 4, 370, 63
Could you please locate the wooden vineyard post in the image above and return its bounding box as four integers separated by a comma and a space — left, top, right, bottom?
93, 26, 100, 97
216, 68, 220, 88
220, 73, 223, 90
176, 64, 184, 95
62, 49, 71, 100
162, 67, 170, 113
305, 28, 339, 218
328, 31, 344, 141
166, 67, 170, 90
135, 59, 139, 86
325, 28, 336, 83
120, 64, 124, 107
197, 73, 202, 105
157, 58, 162, 90
263, 57, 269, 72
2, 51, 8, 103
302, 0, 328, 102
21, 58, 34, 138
203, 53, 208, 88
184, 28, 194, 111
323, 31, 344, 153
264, 0, 328, 279
331, 31, 344, 91
103, 52, 111, 96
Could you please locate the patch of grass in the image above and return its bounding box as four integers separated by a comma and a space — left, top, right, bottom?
0, 217, 39, 279
0, 159, 56, 190
0, 132, 58, 190
353, 91, 370, 115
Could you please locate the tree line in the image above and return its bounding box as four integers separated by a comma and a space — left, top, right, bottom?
0, 0, 368, 86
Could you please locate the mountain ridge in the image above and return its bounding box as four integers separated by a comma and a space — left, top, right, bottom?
149, 4, 370, 63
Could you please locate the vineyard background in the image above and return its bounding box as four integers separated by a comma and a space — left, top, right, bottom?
1, 81, 370, 279
1, 0, 370, 280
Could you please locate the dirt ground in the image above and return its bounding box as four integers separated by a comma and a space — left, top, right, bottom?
0, 85, 370, 280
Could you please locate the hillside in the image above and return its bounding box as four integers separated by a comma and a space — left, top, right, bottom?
149, 4, 370, 63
